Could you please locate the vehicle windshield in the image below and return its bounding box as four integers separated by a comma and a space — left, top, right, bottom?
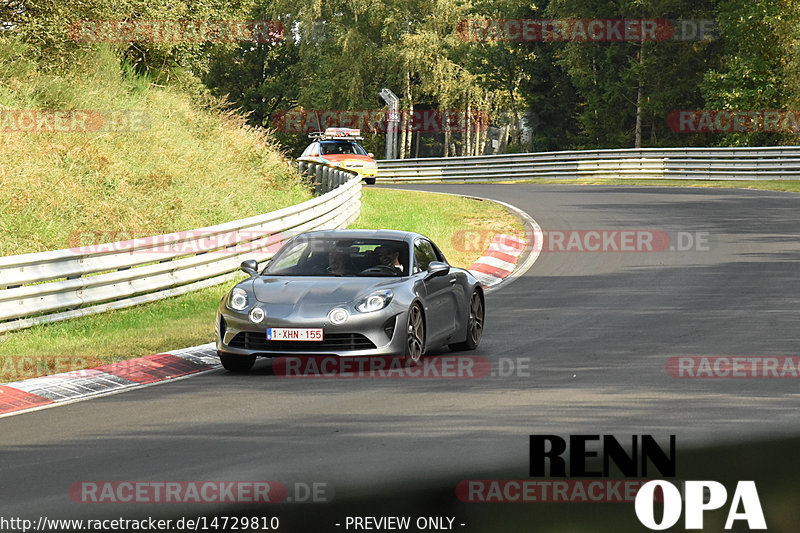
263, 238, 408, 277
319, 141, 368, 156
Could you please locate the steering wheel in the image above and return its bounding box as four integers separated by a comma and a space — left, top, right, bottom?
359, 265, 399, 275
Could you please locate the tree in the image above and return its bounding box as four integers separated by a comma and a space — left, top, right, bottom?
547, 0, 721, 148
204, 4, 303, 150
701, 0, 800, 145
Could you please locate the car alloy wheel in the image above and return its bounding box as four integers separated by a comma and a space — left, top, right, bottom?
468, 290, 484, 345
406, 304, 425, 363
449, 289, 484, 352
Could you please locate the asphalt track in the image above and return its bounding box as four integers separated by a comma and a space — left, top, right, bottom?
1, 184, 799, 531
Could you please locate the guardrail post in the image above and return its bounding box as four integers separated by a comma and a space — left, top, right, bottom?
319, 167, 327, 193
315, 164, 324, 195
325, 167, 334, 192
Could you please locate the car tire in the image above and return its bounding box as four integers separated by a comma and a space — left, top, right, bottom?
405, 304, 425, 364
219, 352, 256, 372
449, 289, 484, 351
364, 177, 376, 185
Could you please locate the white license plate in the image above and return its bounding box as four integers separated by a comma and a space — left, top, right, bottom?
267, 328, 323, 341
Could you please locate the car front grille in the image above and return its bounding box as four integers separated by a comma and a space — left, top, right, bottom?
229, 332, 377, 352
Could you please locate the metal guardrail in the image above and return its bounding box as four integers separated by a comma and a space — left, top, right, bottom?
376, 146, 800, 182
0, 163, 361, 333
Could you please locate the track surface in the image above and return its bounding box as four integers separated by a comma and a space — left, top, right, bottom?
2, 184, 799, 529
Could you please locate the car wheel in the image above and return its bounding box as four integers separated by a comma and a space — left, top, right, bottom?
219, 352, 256, 372
405, 304, 425, 363
364, 177, 376, 185
449, 289, 484, 351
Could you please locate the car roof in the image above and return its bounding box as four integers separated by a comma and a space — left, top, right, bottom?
291, 229, 425, 243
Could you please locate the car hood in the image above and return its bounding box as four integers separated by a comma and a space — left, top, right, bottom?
251, 276, 396, 307
321, 154, 374, 164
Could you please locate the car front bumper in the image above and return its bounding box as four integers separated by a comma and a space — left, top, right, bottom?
216, 302, 408, 358
349, 167, 378, 177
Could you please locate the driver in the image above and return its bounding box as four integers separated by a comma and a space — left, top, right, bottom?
376, 245, 403, 272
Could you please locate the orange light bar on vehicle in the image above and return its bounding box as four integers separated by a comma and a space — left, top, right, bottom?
309, 127, 364, 140
324, 127, 361, 137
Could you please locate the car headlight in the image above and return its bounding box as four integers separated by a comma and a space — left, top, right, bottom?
328, 307, 350, 325
228, 287, 248, 311
356, 289, 393, 313
249, 307, 265, 323
365, 162, 377, 168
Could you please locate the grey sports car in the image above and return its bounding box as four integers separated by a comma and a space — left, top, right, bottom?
215, 229, 485, 372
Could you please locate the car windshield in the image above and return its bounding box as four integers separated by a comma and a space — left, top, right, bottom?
263, 237, 408, 277
319, 141, 367, 156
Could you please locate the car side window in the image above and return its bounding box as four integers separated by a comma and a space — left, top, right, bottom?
413, 239, 438, 274
301, 142, 319, 157
431, 242, 448, 264
269, 241, 309, 272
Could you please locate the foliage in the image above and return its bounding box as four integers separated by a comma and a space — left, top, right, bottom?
5, 0, 800, 152
701, 0, 800, 145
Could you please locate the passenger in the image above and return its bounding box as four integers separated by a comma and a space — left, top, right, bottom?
327, 250, 350, 275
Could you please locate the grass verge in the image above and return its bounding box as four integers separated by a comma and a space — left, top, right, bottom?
0, 188, 523, 380
0, 41, 311, 256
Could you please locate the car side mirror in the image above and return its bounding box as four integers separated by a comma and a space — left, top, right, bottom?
367, 152, 374, 158
240, 259, 259, 277
425, 261, 450, 279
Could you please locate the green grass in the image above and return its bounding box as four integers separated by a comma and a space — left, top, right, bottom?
495, 178, 800, 193
0, 188, 523, 380
0, 283, 236, 365
0, 40, 312, 256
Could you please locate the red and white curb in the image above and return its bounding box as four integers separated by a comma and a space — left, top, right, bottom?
468, 234, 527, 288
0, 344, 220, 418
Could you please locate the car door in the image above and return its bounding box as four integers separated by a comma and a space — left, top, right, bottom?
413, 238, 458, 344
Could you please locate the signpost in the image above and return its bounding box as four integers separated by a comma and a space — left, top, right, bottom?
379, 88, 399, 160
